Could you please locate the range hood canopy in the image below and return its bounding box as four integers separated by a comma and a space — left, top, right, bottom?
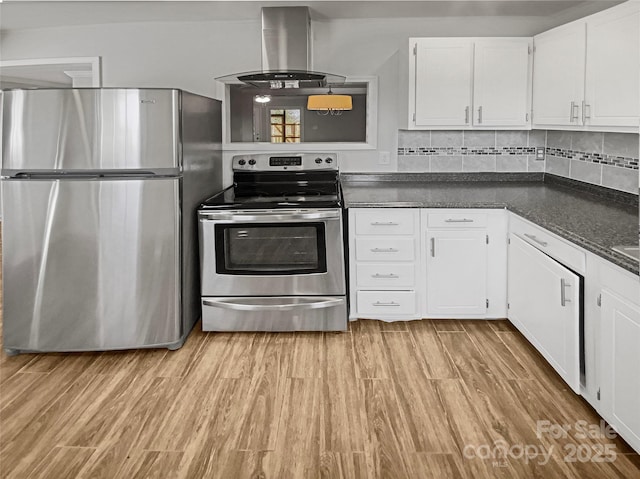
216, 6, 346, 88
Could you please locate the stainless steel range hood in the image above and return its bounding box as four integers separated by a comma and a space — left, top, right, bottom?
216, 7, 345, 88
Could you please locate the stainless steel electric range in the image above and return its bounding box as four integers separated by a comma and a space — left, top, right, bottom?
197, 153, 347, 332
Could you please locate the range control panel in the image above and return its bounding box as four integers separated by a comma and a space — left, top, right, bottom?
232, 153, 338, 171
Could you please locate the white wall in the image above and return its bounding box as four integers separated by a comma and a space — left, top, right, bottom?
0, 15, 546, 180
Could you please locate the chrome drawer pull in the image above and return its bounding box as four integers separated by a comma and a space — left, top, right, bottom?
371, 221, 399, 226
373, 301, 400, 307
370, 248, 398, 253
372, 273, 399, 279
524, 233, 548, 247
444, 218, 474, 223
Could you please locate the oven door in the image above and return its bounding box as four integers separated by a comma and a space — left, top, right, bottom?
199, 209, 346, 296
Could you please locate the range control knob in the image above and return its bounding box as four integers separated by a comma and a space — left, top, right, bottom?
248, 159, 256, 165
325, 157, 334, 164
314, 157, 323, 164
238, 159, 246, 166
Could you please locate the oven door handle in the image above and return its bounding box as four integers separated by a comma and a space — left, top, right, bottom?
202, 297, 345, 311
199, 210, 341, 222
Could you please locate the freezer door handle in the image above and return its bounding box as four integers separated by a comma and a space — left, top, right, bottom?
202, 297, 345, 311
6, 171, 160, 179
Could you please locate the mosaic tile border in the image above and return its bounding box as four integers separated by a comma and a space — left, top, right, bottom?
397, 145, 639, 170
546, 147, 638, 170
397, 146, 536, 156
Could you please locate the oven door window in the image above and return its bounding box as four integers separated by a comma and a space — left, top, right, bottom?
215, 222, 327, 275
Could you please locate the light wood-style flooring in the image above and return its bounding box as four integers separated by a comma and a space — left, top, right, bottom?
2, 314, 640, 478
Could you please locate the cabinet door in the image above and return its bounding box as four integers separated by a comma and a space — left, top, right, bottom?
600, 290, 640, 452
508, 234, 581, 393
532, 21, 586, 126
414, 39, 473, 127
426, 230, 487, 315
473, 39, 531, 127
585, 3, 640, 128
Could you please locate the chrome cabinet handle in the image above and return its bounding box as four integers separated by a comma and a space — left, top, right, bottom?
465, 106, 470, 124
444, 218, 474, 223
370, 248, 398, 253
524, 233, 548, 247
560, 279, 571, 307
570, 101, 579, 123
430, 237, 435, 257
477, 106, 483, 124
582, 100, 591, 122
371, 273, 399, 279
371, 221, 398, 226
373, 301, 400, 307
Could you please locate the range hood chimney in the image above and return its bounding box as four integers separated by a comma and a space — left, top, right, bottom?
216, 6, 345, 88
261, 6, 311, 72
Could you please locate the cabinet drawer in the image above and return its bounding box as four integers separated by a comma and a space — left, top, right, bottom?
355, 237, 416, 261
357, 290, 417, 316
510, 214, 586, 273
428, 212, 487, 228
354, 209, 416, 235
356, 263, 416, 288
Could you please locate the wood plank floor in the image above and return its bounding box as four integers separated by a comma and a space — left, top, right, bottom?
2, 316, 640, 479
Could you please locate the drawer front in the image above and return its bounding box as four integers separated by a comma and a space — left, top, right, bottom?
355, 237, 416, 261
356, 263, 416, 288
354, 209, 416, 235
510, 214, 586, 273
428, 212, 488, 228
357, 290, 417, 316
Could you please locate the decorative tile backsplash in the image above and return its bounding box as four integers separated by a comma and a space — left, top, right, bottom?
546, 148, 638, 169
545, 131, 639, 194
397, 129, 639, 194
398, 146, 537, 156
397, 130, 545, 174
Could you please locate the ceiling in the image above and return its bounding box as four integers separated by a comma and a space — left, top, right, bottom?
0, 1, 625, 31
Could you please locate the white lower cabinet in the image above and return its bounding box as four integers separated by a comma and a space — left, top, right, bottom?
357, 290, 417, 317
598, 263, 640, 453
349, 208, 421, 321
425, 229, 488, 316
507, 233, 581, 393
348, 208, 506, 320
422, 209, 507, 318
355, 263, 415, 288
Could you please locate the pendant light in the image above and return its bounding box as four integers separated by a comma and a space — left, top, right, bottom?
307, 86, 352, 116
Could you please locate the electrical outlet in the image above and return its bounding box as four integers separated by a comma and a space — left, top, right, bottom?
378, 151, 390, 165
536, 147, 545, 160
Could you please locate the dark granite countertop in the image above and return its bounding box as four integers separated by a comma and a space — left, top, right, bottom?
341, 173, 639, 275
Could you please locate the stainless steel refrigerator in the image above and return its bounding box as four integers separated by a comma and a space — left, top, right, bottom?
1, 88, 222, 353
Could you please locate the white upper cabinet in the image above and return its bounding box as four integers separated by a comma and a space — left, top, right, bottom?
532, 21, 586, 127
532, 1, 640, 131
585, 2, 640, 128
414, 39, 474, 127
402, 37, 532, 130
473, 39, 531, 127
